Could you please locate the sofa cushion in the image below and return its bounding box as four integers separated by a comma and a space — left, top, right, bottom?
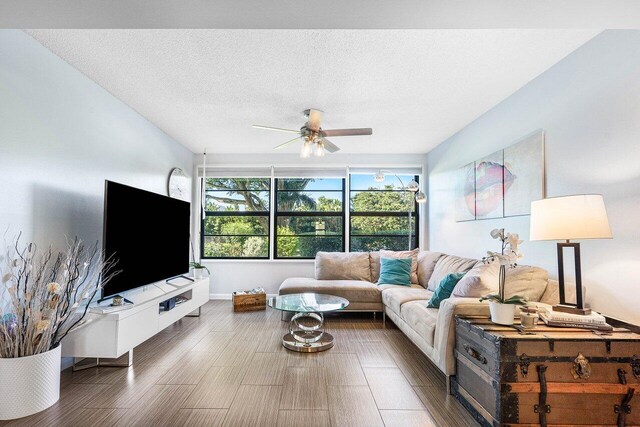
279, 277, 380, 303
378, 257, 412, 285
417, 251, 443, 287
539, 279, 559, 305
381, 286, 433, 316
427, 255, 478, 291
380, 249, 419, 284
399, 301, 438, 348
428, 272, 465, 308
378, 283, 425, 292
315, 252, 372, 281
452, 261, 500, 298
369, 251, 381, 283
504, 265, 549, 301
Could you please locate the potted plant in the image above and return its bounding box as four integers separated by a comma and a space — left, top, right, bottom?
479, 228, 526, 325
0, 235, 116, 420
189, 261, 210, 280
189, 242, 209, 280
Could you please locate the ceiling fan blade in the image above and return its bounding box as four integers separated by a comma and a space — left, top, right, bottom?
305, 109, 323, 132
253, 125, 302, 134
320, 128, 373, 137
320, 138, 340, 153
274, 136, 303, 150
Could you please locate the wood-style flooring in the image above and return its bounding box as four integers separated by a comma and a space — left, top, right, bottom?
1, 301, 478, 427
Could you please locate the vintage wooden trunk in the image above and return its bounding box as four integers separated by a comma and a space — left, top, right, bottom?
232, 291, 266, 312
452, 316, 640, 427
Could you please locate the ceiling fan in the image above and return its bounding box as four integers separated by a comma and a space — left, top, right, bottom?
252, 109, 373, 157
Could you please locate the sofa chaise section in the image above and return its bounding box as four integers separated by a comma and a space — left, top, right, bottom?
279, 277, 383, 312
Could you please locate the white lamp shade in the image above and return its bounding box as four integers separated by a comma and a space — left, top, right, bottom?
530, 194, 612, 241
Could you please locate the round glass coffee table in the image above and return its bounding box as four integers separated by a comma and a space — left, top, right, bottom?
268, 293, 349, 352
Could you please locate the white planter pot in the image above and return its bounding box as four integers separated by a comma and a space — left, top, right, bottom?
193, 268, 204, 280
0, 345, 61, 420
489, 301, 516, 326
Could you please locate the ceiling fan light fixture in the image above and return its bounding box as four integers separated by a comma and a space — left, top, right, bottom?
258, 108, 373, 155
300, 140, 313, 158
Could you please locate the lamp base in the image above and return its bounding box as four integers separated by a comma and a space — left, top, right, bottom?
553, 303, 592, 316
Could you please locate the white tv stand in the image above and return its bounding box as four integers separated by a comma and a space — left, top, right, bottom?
62, 277, 210, 369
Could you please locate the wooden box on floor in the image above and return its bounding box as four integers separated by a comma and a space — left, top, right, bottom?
452, 316, 640, 427
232, 292, 266, 312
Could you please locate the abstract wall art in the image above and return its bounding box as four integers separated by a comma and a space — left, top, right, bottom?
475, 150, 506, 220
503, 131, 545, 216
455, 162, 476, 221
455, 130, 545, 222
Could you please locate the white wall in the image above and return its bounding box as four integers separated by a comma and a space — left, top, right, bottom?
0, 29, 194, 371
0, 30, 193, 249
193, 152, 428, 297
427, 30, 640, 324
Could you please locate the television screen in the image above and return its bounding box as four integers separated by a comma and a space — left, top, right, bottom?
102, 181, 191, 298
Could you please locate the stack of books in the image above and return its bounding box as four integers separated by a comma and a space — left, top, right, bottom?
540, 309, 612, 331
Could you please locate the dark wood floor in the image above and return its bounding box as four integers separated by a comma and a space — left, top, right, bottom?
1, 301, 477, 427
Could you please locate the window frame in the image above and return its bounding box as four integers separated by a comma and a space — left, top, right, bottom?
200, 177, 271, 260
274, 177, 346, 259
348, 174, 420, 252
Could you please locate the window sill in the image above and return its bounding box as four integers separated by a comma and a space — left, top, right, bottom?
201, 259, 315, 264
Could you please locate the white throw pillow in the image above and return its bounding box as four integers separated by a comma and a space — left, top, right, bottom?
380, 249, 419, 284
452, 261, 500, 297
504, 266, 549, 301
427, 255, 478, 291
417, 251, 443, 288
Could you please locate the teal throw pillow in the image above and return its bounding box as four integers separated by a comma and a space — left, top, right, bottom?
378, 257, 412, 286
427, 272, 466, 308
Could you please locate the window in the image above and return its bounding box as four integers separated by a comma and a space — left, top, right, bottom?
349, 173, 419, 252
275, 178, 345, 258
201, 177, 271, 259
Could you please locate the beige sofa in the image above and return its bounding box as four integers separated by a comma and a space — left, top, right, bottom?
279, 250, 559, 379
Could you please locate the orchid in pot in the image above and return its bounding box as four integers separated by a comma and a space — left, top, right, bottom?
0, 235, 117, 420
479, 228, 526, 325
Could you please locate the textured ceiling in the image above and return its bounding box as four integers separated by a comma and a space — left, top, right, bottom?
27, 29, 598, 154
5, 1, 640, 28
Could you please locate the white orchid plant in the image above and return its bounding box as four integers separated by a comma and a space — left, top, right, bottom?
479, 228, 526, 305
0, 234, 118, 358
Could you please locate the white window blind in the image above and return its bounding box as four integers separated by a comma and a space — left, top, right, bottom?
198, 166, 272, 178
348, 166, 422, 176
273, 166, 347, 179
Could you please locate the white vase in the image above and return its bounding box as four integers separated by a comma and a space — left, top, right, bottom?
0, 345, 61, 420
193, 268, 203, 280
489, 301, 516, 325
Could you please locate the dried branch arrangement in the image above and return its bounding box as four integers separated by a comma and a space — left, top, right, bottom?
0, 234, 118, 358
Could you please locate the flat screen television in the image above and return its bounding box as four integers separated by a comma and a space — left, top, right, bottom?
102, 180, 191, 298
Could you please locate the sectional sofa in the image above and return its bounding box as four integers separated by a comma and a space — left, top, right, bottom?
279, 250, 559, 382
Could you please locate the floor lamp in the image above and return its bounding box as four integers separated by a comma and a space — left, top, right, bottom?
530, 194, 612, 315
374, 170, 427, 250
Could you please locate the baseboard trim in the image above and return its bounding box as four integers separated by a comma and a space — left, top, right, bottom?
61, 356, 74, 371
209, 293, 277, 300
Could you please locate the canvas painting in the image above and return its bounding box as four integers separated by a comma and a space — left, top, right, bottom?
474, 150, 504, 220
503, 130, 545, 216
455, 162, 476, 221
